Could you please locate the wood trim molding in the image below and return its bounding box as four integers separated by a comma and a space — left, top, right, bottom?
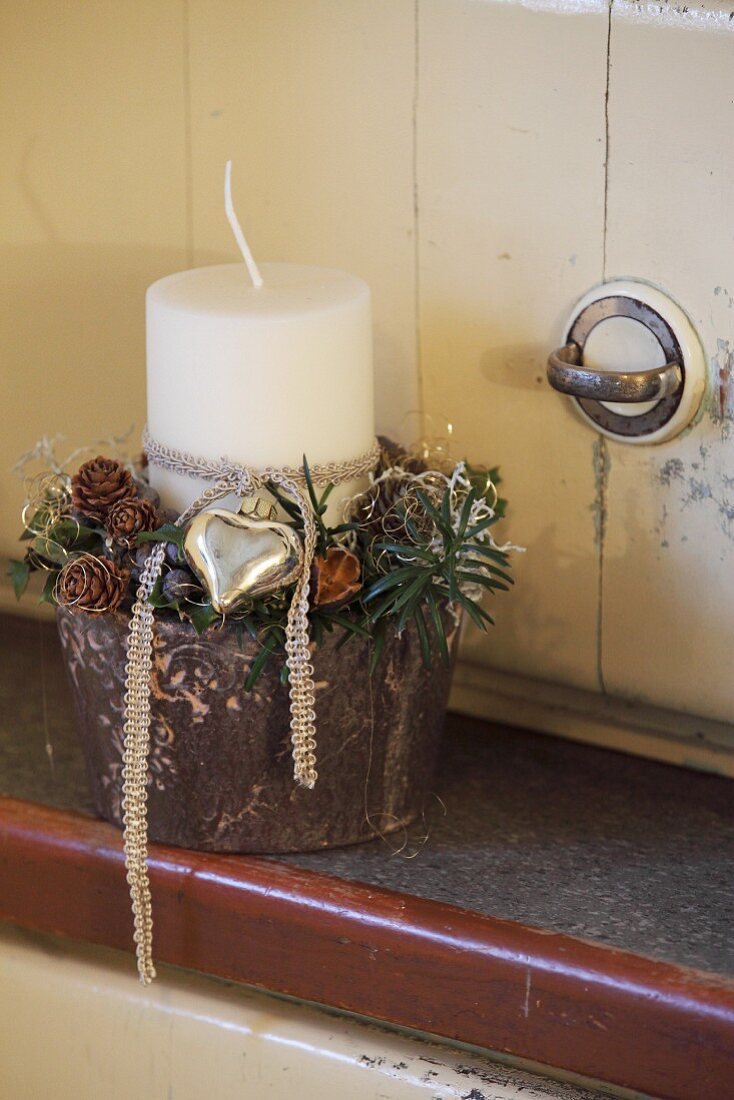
0, 796, 732, 1100
451, 659, 734, 778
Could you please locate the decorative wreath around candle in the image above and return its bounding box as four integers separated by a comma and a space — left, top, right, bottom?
10, 429, 518, 982
11, 434, 515, 674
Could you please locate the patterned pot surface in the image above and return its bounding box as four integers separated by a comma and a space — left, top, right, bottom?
57, 606, 459, 853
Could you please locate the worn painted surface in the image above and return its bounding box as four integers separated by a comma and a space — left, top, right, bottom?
0, 925, 609, 1100
3, 0, 734, 739
417, 0, 609, 693
601, 1, 734, 722
4, 794, 734, 1099
0, 2, 188, 545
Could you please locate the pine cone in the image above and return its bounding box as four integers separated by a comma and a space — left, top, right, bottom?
311, 546, 361, 609
376, 435, 428, 476
106, 497, 160, 549
57, 554, 128, 613
71, 456, 136, 522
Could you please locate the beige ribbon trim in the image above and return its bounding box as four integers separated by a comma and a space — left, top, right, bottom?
122, 429, 381, 983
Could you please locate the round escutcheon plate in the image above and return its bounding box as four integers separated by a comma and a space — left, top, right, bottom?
557, 280, 706, 444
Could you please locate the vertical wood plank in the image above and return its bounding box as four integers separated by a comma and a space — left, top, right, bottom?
602, 3, 734, 722
417, 0, 609, 690
0, 1, 189, 558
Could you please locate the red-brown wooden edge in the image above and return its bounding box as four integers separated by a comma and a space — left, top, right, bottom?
0, 796, 732, 1099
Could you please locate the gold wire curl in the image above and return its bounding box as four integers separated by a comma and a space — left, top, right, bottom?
55, 553, 123, 614
21, 472, 76, 570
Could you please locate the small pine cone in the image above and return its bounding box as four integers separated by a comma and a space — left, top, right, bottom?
106, 497, 160, 549
71, 456, 136, 522
376, 435, 428, 476
311, 546, 362, 609
57, 554, 128, 614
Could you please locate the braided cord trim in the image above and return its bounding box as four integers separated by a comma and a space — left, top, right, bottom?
122, 432, 380, 982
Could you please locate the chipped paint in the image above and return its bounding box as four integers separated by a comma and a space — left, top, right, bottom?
657, 441, 734, 543
615, 0, 734, 30
711, 338, 734, 427
591, 438, 609, 695
451, 1061, 605, 1100
487, 0, 734, 25
591, 438, 609, 548
659, 457, 685, 486
0, 923, 614, 1100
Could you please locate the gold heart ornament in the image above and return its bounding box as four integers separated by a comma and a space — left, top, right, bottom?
183, 499, 302, 614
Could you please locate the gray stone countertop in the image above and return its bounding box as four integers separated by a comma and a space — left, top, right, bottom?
1, 612, 732, 977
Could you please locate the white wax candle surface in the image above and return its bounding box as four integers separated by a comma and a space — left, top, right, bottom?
146, 262, 375, 521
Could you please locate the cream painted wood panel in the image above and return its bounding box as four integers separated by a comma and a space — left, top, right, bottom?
417, 0, 609, 691
0, 0, 189, 559
0, 925, 604, 1100
4, 0, 734, 748
186, 0, 418, 444
601, 1, 734, 722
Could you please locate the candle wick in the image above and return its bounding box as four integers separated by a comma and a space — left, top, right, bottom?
224, 160, 263, 289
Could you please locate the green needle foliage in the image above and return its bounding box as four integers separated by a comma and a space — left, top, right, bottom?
12, 447, 514, 694
360, 481, 511, 662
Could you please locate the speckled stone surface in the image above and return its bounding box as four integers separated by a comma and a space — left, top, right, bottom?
2, 613, 733, 976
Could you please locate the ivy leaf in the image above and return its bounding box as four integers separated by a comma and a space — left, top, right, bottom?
137, 523, 184, 550
54, 519, 101, 543
146, 577, 169, 609
29, 519, 104, 563
31, 535, 68, 566
188, 602, 220, 635
7, 559, 30, 600
38, 571, 58, 606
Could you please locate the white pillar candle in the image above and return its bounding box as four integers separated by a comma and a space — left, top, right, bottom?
145, 167, 374, 522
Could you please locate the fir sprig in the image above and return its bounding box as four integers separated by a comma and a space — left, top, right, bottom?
360, 481, 511, 664
12, 445, 515, 695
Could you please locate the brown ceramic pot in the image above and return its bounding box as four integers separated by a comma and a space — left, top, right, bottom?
56, 605, 459, 854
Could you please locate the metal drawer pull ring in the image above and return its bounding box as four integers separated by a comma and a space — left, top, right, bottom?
547, 343, 682, 403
